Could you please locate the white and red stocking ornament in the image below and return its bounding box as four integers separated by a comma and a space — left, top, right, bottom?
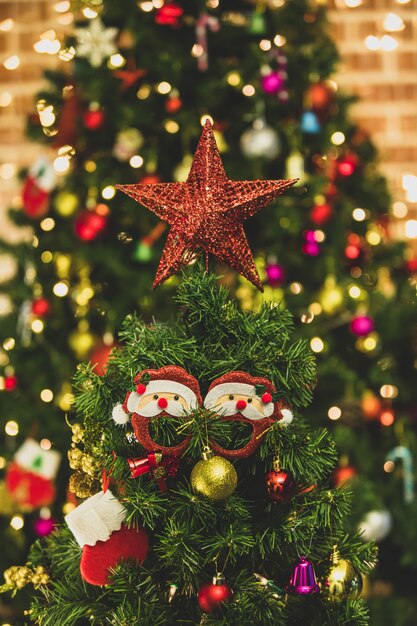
203, 371, 293, 459
22, 157, 56, 218
6, 439, 61, 510
65, 489, 148, 586
112, 365, 201, 457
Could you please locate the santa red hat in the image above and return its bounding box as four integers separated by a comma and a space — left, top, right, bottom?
112, 366, 201, 425
204, 371, 277, 418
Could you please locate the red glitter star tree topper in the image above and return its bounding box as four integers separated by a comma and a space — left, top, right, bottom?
116, 120, 297, 291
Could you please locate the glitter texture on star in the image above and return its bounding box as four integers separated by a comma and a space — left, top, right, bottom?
117, 121, 297, 290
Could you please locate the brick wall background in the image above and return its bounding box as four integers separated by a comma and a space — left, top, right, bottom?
328, 0, 417, 241
0, 0, 65, 242
0, 1, 416, 243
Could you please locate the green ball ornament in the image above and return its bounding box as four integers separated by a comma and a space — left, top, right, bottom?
191, 448, 237, 501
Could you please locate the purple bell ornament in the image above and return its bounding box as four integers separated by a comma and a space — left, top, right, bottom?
287, 556, 320, 594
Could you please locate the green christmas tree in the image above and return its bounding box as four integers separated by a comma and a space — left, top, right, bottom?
2, 123, 376, 625
0, 0, 415, 620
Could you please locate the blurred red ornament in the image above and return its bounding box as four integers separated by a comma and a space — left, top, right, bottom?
331, 465, 357, 487
74, 208, 108, 241
302, 241, 320, 256
165, 96, 182, 113
310, 203, 333, 225
31, 297, 51, 317
406, 258, 417, 274
140, 174, 162, 185
361, 391, 382, 421
265, 467, 296, 503
197, 575, 233, 613
53, 89, 81, 148
337, 154, 359, 177
89, 342, 117, 376
155, 3, 183, 26
307, 82, 333, 115
83, 108, 105, 130
345, 244, 361, 260
380, 409, 395, 427
4, 375, 17, 391
22, 177, 50, 218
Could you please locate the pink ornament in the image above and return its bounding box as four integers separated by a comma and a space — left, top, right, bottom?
350, 315, 374, 336
266, 263, 285, 287
287, 556, 319, 594
302, 242, 320, 256
34, 516, 56, 537
261, 71, 284, 95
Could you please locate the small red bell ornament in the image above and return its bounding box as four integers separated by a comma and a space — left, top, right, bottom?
65, 489, 148, 586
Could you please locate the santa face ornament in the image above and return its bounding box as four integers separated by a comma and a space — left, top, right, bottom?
204, 371, 293, 459
112, 365, 201, 457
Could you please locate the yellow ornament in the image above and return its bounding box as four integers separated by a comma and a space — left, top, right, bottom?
319, 275, 344, 315
323, 547, 362, 602
54, 191, 79, 217
68, 323, 96, 359
191, 447, 237, 501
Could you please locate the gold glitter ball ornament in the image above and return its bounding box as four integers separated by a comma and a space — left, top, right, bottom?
323, 547, 362, 602
190, 447, 237, 501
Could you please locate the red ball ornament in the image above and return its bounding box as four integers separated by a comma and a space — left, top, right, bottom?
307, 82, 333, 115
331, 465, 357, 487
83, 108, 105, 130
165, 96, 182, 113
74, 209, 107, 241
4, 375, 17, 391
406, 258, 417, 274
337, 154, 359, 177
310, 203, 333, 225
265, 466, 296, 503
197, 575, 233, 613
155, 2, 183, 26
31, 297, 51, 317
89, 343, 117, 376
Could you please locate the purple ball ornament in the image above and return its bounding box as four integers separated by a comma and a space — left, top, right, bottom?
266, 262, 285, 287
287, 556, 320, 594
261, 71, 284, 95
350, 315, 374, 337
34, 515, 56, 537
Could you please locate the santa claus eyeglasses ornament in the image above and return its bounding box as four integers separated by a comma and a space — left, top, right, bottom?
112, 365, 201, 457
112, 366, 293, 460
204, 371, 293, 459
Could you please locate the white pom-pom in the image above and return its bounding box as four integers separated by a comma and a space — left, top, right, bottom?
112, 403, 130, 425
280, 408, 293, 426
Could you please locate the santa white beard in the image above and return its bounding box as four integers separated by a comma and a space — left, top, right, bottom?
213, 400, 266, 421
136, 399, 189, 418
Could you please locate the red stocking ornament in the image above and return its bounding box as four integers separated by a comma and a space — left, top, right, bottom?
65, 489, 148, 586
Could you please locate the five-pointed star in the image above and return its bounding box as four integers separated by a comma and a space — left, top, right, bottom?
116, 120, 296, 291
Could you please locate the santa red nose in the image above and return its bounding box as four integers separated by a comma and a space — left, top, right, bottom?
236, 399, 247, 411
157, 397, 168, 409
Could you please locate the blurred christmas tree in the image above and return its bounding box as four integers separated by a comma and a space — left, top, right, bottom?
0, 0, 415, 622
1, 123, 377, 624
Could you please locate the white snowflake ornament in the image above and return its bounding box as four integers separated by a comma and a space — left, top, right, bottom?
75, 18, 118, 68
